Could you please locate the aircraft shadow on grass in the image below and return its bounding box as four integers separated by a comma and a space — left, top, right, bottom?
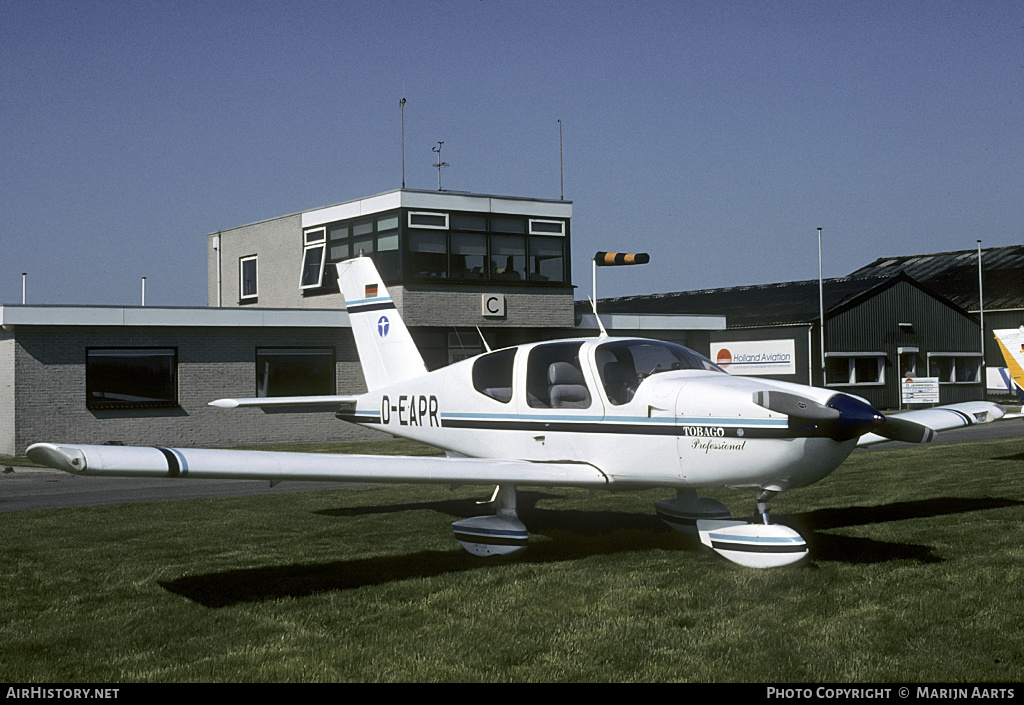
157, 491, 1024, 608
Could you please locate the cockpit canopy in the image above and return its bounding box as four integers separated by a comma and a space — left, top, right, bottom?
595, 339, 724, 405
471, 338, 724, 409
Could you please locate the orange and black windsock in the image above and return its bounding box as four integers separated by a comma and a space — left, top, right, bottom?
594, 251, 650, 266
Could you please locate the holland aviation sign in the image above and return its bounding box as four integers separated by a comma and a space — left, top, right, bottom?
712, 340, 796, 376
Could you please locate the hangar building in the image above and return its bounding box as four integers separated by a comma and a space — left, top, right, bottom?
593, 244, 1024, 411
849, 245, 1024, 372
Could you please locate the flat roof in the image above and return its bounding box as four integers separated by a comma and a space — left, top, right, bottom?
301, 188, 573, 230
0, 305, 350, 328
1, 305, 725, 337
576, 312, 727, 332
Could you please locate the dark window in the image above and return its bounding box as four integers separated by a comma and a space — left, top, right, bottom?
377, 231, 401, 281
526, 342, 591, 409
256, 348, 335, 397
316, 210, 569, 287
855, 357, 881, 384
490, 216, 526, 233
529, 219, 565, 235
300, 228, 327, 289
491, 234, 526, 281
451, 213, 487, 231
86, 348, 178, 410
299, 245, 326, 288
451, 232, 487, 279
472, 348, 516, 403
328, 223, 350, 263
377, 214, 399, 231
409, 211, 448, 229
928, 354, 981, 384
409, 231, 447, 278
240, 256, 258, 299
825, 354, 885, 386
826, 357, 851, 385
529, 236, 564, 282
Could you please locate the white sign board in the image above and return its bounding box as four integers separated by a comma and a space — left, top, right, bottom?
711, 340, 796, 376
481, 293, 506, 317
901, 377, 940, 405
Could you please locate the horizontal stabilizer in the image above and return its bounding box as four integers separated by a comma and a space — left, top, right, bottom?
209, 395, 358, 409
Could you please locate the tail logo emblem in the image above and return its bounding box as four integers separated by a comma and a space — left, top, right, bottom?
377, 316, 390, 338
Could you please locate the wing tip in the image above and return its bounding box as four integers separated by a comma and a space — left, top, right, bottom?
26, 443, 87, 474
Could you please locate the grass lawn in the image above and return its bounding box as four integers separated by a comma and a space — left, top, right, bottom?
1, 437, 1022, 682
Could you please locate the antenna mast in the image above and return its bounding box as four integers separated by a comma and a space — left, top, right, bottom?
432, 141, 448, 191
400, 98, 406, 188
558, 119, 564, 200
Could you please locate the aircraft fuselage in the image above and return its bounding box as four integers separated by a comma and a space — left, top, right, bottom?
338, 336, 858, 493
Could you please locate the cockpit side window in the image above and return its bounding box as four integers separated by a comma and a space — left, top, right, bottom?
472, 348, 516, 403
526, 341, 591, 409
596, 340, 724, 405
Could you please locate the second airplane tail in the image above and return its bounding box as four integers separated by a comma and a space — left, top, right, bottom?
337, 257, 428, 391
994, 327, 1024, 403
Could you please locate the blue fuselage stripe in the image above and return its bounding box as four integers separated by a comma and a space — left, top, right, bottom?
336, 411, 807, 439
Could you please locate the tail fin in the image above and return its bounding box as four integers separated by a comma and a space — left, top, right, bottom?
337, 257, 428, 391
994, 327, 1024, 403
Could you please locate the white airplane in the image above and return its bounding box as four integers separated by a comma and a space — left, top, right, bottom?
994, 327, 1024, 403
26, 258, 1019, 569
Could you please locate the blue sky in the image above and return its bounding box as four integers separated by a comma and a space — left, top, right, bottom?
2, 0, 1022, 306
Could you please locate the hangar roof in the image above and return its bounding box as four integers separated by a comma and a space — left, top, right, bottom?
849, 244, 1024, 311
586, 273, 966, 328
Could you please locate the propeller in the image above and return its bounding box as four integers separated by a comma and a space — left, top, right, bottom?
752, 391, 840, 422
873, 415, 936, 444
753, 390, 934, 443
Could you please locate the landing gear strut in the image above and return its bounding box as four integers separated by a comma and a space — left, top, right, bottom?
756, 488, 777, 525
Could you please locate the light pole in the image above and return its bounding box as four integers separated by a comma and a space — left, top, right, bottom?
978, 240, 985, 389
818, 227, 825, 386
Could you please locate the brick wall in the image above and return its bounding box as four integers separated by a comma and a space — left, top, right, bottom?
0, 331, 14, 456
11, 324, 384, 456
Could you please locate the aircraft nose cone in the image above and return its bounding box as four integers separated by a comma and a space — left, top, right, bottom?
825, 394, 886, 441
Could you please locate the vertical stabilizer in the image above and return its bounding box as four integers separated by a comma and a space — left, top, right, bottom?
337, 257, 428, 391
994, 327, 1024, 403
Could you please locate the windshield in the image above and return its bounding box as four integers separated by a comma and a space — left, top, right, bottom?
595, 339, 725, 405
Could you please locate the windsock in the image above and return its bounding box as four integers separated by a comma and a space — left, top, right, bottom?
594, 251, 650, 266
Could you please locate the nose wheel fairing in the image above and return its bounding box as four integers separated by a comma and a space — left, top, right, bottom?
452, 485, 529, 557
695, 520, 808, 568
452, 514, 529, 556
655, 489, 808, 568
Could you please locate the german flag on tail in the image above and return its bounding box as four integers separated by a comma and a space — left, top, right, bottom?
594, 251, 650, 266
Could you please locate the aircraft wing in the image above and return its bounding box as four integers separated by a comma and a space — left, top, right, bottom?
25, 443, 610, 488
857, 401, 1019, 447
